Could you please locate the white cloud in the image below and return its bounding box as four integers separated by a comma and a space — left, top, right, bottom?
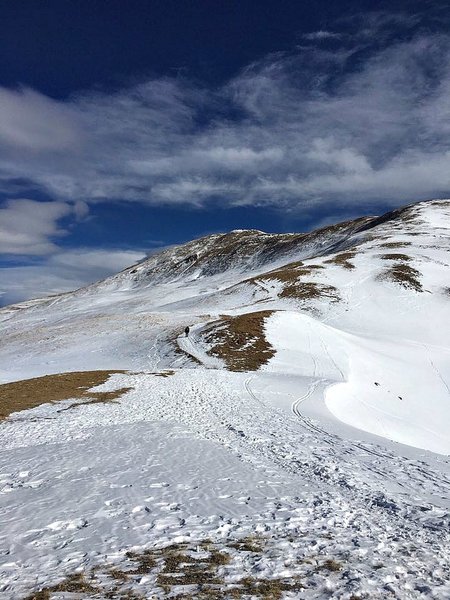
0, 13, 449, 210
0, 87, 82, 151
0, 248, 146, 306
0, 199, 74, 255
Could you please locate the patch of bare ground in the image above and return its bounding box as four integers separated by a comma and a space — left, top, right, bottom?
25, 573, 100, 600
152, 370, 175, 377
319, 559, 342, 572
268, 261, 325, 278
229, 576, 304, 599
379, 263, 423, 292
229, 535, 265, 553
323, 251, 357, 270
379, 241, 412, 249
25, 537, 308, 600
202, 311, 275, 372
379, 253, 412, 262
278, 279, 339, 302
62, 387, 133, 411
0, 371, 131, 420
243, 261, 321, 286
246, 262, 339, 304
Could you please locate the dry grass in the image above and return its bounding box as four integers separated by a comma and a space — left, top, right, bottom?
229, 535, 265, 553
125, 548, 158, 573
152, 370, 175, 377
279, 281, 339, 301
379, 253, 412, 262
244, 261, 324, 285
25, 537, 309, 600
379, 241, 412, 249
203, 311, 275, 372
63, 387, 133, 411
267, 263, 338, 300
156, 543, 226, 591
323, 251, 357, 270
246, 261, 339, 303
25, 573, 99, 599
0, 370, 130, 420
265, 261, 325, 280
320, 559, 342, 572
231, 576, 304, 599
379, 263, 423, 292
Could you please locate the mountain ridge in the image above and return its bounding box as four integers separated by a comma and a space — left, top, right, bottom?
1, 198, 440, 314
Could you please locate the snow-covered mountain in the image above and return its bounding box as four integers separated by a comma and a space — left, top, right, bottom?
1, 199, 450, 599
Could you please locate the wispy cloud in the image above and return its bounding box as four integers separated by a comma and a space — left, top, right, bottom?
0, 11, 449, 212
301, 31, 342, 41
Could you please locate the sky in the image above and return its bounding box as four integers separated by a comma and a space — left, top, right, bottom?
1, 0, 450, 305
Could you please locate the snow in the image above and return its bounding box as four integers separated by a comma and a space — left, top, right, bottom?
2, 369, 450, 598
1, 199, 450, 598
264, 311, 450, 454
177, 324, 224, 368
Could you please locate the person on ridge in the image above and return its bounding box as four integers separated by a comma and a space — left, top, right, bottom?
185, 326, 190, 337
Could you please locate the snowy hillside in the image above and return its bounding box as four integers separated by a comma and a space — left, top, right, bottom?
1, 199, 450, 599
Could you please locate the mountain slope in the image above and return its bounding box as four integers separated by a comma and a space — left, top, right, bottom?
1, 198, 449, 453
1, 199, 450, 599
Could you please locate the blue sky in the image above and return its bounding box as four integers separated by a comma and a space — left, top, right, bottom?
1, 0, 449, 305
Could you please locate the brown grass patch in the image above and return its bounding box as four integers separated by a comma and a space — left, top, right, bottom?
379, 253, 412, 262
246, 261, 339, 303
320, 559, 342, 572
152, 369, 175, 377
202, 311, 275, 372
379, 263, 423, 292
229, 535, 265, 553
125, 548, 158, 573
25, 537, 308, 600
244, 261, 323, 286
265, 263, 338, 300
0, 370, 129, 420
63, 387, 133, 411
231, 576, 304, 599
156, 544, 226, 591
323, 251, 356, 270
264, 261, 325, 280
379, 241, 412, 249
279, 281, 339, 301
25, 573, 99, 599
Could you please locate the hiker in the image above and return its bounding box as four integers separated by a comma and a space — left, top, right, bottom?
185, 326, 190, 337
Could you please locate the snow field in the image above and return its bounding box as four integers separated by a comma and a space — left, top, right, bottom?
1, 200, 450, 598
1, 367, 450, 597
